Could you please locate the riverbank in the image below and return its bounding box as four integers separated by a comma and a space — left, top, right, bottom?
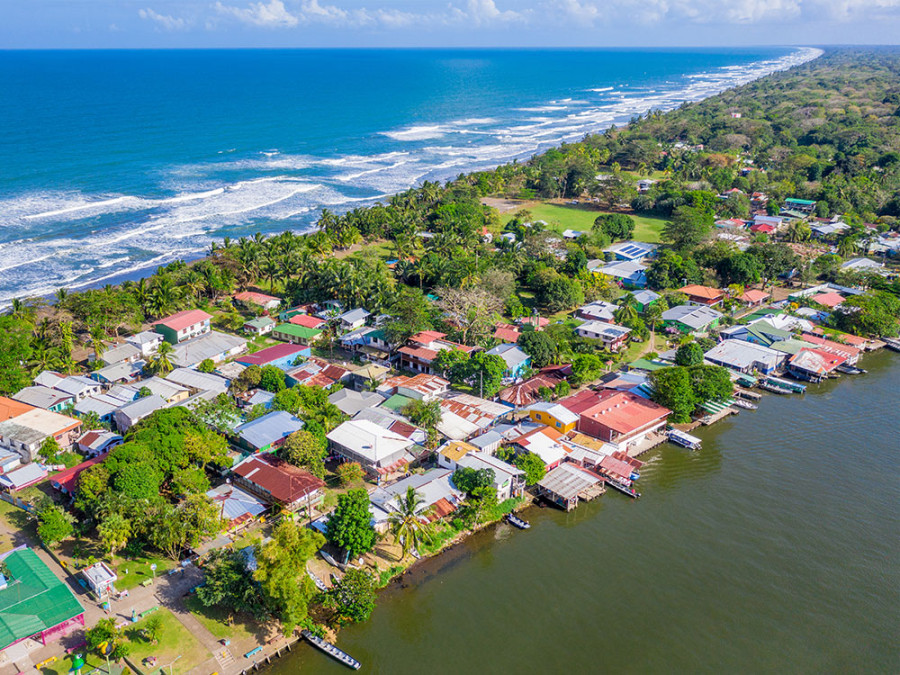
274, 348, 900, 674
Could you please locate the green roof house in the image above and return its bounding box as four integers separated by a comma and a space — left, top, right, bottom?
0, 547, 85, 650
272, 323, 323, 346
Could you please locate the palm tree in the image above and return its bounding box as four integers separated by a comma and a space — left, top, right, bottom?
90, 325, 107, 361
785, 220, 811, 243
388, 487, 432, 559
148, 341, 175, 376
836, 234, 859, 259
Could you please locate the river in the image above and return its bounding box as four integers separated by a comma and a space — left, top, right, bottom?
275, 350, 900, 674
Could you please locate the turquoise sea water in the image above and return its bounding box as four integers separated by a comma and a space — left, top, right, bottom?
0, 47, 819, 303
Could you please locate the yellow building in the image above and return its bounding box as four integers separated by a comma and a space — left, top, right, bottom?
525, 402, 579, 433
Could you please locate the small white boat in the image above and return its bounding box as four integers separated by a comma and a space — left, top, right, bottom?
307, 570, 328, 593
668, 429, 702, 450
732, 399, 758, 410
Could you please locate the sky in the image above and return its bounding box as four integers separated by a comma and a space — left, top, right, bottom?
2, 0, 899, 49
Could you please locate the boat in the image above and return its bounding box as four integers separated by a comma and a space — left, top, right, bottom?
765, 375, 806, 394
836, 364, 865, 375
667, 428, 702, 450
330, 573, 341, 586
307, 570, 328, 593
301, 630, 361, 670
606, 479, 641, 499
759, 381, 791, 395
629, 471, 641, 481
319, 550, 344, 570
506, 513, 531, 529
410, 549, 421, 559
731, 399, 758, 410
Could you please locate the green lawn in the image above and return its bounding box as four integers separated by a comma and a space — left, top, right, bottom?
114, 553, 175, 591
39, 653, 119, 675
183, 594, 257, 643
125, 608, 210, 674
500, 201, 666, 243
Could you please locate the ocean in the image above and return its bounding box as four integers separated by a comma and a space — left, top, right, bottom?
0, 47, 820, 304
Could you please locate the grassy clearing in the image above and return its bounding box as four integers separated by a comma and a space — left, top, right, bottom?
500, 201, 666, 243
125, 608, 209, 674
183, 594, 257, 643
114, 553, 175, 591
39, 653, 112, 675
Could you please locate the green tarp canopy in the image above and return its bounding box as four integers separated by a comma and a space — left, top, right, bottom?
700, 398, 735, 414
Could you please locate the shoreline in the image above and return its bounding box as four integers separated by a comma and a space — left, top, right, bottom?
6, 46, 822, 305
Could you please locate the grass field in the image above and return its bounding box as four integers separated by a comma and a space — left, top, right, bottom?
500, 201, 666, 243
183, 594, 258, 643
125, 608, 210, 674
114, 553, 175, 591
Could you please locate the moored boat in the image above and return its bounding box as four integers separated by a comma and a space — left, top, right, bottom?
301, 630, 361, 670
836, 364, 865, 375
307, 570, 328, 593
506, 513, 531, 529
667, 428, 702, 450
732, 399, 758, 410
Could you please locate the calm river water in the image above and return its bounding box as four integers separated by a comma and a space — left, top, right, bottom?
275, 351, 899, 674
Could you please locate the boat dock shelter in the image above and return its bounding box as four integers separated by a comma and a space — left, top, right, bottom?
537, 463, 605, 511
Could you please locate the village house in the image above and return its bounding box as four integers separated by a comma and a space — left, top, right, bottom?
152, 309, 213, 344
114, 395, 167, 433
510, 425, 569, 470
0, 409, 82, 463
272, 322, 323, 347
574, 321, 631, 351
11, 387, 73, 413
807, 291, 845, 310
704, 340, 784, 375
289, 313, 327, 330
243, 316, 276, 336
662, 305, 723, 334
630, 289, 661, 312
380, 373, 450, 401
787, 348, 846, 382
347, 363, 391, 392
125, 330, 164, 357
559, 389, 671, 454
604, 241, 658, 262
493, 323, 521, 344
397, 331, 476, 375
76, 430, 123, 457
0, 548, 85, 653
285, 357, 351, 389
437, 442, 525, 500
485, 343, 531, 380
576, 301, 618, 323
436, 394, 510, 441
738, 289, 770, 307
368, 469, 464, 532
234, 411, 305, 453
341, 327, 396, 366
496, 365, 571, 408
205, 483, 268, 531
592, 260, 648, 288
0, 465, 48, 492
327, 419, 419, 481
97, 342, 141, 367
90, 361, 144, 387
233, 290, 281, 312
328, 389, 383, 417
524, 402, 579, 433
165, 367, 230, 397
231, 453, 325, 513
337, 307, 371, 332
171, 331, 247, 369
678, 284, 725, 307
799, 332, 861, 365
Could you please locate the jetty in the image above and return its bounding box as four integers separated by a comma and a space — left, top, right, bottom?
301, 630, 361, 670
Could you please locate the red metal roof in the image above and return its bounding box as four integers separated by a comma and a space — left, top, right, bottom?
749, 223, 776, 233
409, 330, 446, 345
237, 343, 308, 366
233, 454, 324, 505
0, 397, 35, 422
290, 314, 326, 329
493, 324, 521, 343
677, 284, 724, 300
739, 289, 770, 304
808, 292, 845, 309
51, 453, 109, 494
154, 309, 212, 331
560, 389, 671, 435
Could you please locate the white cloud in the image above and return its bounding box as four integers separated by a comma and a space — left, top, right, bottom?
138, 8, 189, 31
214, 0, 300, 27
